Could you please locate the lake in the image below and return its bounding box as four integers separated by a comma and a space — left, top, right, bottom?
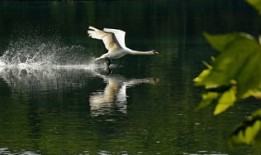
0, 1, 260, 154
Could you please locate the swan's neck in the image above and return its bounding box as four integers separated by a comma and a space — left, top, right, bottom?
127, 49, 154, 55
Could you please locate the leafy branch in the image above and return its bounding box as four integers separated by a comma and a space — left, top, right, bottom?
194, 0, 261, 147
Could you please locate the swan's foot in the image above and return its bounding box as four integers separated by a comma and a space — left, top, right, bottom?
95, 58, 111, 67
95, 66, 112, 75
94, 57, 112, 75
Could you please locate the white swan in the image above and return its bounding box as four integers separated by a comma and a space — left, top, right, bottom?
87, 26, 159, 65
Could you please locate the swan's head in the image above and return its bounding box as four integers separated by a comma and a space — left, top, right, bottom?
151, 50, 159, 55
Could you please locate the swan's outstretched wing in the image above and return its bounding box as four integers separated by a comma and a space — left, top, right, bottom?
88, 26, 120, 52
103, 28, 127, 48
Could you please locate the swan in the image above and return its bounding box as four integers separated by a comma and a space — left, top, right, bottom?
87, 26, 159, 66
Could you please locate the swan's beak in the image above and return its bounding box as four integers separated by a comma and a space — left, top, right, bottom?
152, 50, 159, 55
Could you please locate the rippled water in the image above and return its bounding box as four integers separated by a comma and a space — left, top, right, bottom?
0, 1, 260, 154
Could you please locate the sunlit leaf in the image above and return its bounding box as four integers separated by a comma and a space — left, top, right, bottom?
230, 109, 261, 145
232, 121, 261, 144
195, 92, 219, 110
193, 67, 212, 86
247, 0, 261, 15
242, 89, 261, 99
213, 87, 236, 115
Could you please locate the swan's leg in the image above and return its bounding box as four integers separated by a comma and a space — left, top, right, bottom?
96, 66, 111, 75
105, 67, 112, 75
105, 58, 111, 66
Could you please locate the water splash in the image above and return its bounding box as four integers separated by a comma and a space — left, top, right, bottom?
0, 35, 108, 92
0, 35, 92, 66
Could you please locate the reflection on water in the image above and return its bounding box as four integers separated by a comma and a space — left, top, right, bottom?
0, 64, 98, 92
90, 73, 159, 117
0, 149, 40, 155
0, 62, 160, 154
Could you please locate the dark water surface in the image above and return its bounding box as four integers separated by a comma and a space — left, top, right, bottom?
0, 1, 260, 154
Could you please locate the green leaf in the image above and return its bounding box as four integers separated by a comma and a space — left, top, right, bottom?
243, 89, 261, 99
233, 121, 261, 144
230, 108, 261, 145
203, 33, 248, 52
214, 87, 236, 115
247, 0, 261, 15
193, 67, 212, 86
195, 92, 219, 111
236, 52, 261, 97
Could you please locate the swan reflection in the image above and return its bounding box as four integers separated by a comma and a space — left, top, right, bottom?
90, 73, 159, 117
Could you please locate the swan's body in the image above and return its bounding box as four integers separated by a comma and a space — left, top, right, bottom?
87, 26, 158, 65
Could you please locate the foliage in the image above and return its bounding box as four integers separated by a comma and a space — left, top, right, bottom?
247, 0, 261, 15
194, 0, 261, 148
194, 33, 261, 115
230, 109, 261, 145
